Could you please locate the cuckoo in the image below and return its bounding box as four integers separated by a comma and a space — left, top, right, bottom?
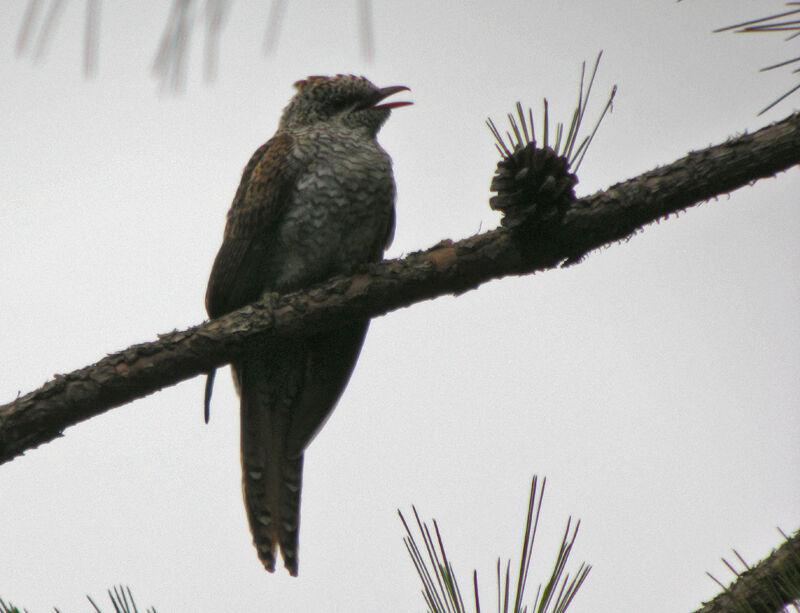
205, 75, 410, 575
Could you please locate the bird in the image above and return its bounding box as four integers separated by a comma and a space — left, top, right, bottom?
204, 75, 411, 576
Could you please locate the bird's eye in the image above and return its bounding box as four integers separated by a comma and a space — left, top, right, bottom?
330, 93, 359, 111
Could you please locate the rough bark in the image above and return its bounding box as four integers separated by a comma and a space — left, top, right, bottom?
693, 529, 800, 613
1, 112, 798, 466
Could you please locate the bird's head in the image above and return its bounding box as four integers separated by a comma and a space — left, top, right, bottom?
279, 74, 411, 136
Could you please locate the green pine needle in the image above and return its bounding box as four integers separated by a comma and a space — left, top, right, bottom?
713, 3, 800, 115
0, 586, 157, 613
487, 52, 616, 173
400, 476, 591, 613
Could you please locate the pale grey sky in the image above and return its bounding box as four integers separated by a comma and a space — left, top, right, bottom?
0, 2, 798, 612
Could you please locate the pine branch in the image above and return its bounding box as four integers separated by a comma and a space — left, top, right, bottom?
0, 112, 798, 465
693, 528, 800, 613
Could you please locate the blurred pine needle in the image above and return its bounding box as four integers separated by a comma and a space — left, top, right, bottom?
15, 0, 376, 92
0, 597, 25, 613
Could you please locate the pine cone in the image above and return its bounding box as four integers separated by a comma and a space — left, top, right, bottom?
490, 144, 577, 230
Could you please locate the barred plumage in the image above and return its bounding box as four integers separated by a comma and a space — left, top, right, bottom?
205, 75, 410, 575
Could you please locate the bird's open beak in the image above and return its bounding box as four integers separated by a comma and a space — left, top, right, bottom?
357, 85, 413, 111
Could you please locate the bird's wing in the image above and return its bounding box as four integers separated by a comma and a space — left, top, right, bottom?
380, 197, 396, 252
282, 321, 370, 458
205, 132, 299, 318
204, 132, 300, 421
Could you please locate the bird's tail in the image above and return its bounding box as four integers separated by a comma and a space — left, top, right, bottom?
236, 322, 369, 576
237, 356, 304, 576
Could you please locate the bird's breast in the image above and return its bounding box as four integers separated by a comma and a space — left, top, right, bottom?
270, 130, 395, 290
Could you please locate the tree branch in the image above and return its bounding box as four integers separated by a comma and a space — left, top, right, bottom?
693, 528, 800, 613
1, 112, 798, 466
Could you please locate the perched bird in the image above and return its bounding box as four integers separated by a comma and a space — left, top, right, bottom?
204, 75, 410, 576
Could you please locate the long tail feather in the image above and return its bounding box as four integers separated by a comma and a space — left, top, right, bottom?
236, 322, 369, 575
238, 354, 304, 575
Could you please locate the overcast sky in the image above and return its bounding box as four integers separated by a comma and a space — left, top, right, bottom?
1, 2, 798, 612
